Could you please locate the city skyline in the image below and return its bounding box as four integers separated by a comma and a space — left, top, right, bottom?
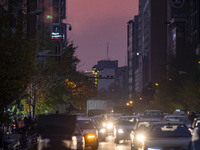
66, 0, 138, 71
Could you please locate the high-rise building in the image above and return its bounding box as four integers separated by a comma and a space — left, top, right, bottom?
127, 16, 140, 99
127, 0, 168, 98
185, 0, 200, 62
167, 0, 187, 76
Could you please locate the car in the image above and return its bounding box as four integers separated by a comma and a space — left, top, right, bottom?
36, 114, 77, 150
163, 114, 191, 128
130, 118, 161, 150
189, 117, 200, 135
90, 115, 108, 142
142, 110, 163, 120
114, 115, 139, 144
74, 125, 85, 150
76, 117, 99, 150
137, 121, 192, 150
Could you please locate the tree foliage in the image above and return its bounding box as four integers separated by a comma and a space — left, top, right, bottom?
0, 2, 35, 121
32, 42, 97, 115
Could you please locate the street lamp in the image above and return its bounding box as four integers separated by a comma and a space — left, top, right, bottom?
66, 23, 72, 31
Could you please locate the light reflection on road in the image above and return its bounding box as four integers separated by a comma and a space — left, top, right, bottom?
97, 136, 131, 150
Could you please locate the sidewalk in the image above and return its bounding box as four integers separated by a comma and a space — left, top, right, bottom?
5, 133, 21, 149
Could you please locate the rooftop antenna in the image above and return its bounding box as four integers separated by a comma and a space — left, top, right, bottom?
107, 43, 109, 60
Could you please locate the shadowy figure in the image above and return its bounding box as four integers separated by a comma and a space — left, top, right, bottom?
189, 112, 197, 124
191, 123, 200, 150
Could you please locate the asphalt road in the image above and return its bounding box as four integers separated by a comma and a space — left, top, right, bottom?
97, 136, 131, 150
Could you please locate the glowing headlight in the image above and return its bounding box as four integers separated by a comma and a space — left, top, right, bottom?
118, 129, 124, 133
107, 123, 113, 129
100, 128, 106, 133
102, 122, 107, 127
136, 134, 145, 142
71, 136, 77, 149
148, 148, 161, 150
87, 134, 96, 139
72, 136, 77, 144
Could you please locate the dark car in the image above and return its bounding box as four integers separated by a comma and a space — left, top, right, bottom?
142, 110, 163, 120
74, 125, 85, 150
143, 122, 191, 150
77, 117, 99, 150
36, 114, 77, 150
130, 118, 161, 150
114, 115, 139, 144
163, 114, 191, 128
90, 115, 108, 142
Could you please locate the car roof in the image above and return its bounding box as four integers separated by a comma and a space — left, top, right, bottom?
120, 115, 139, 118
150, 121, 185, 125
139, 118, 162, 122
144, 110, 162, 112
164, 114, 187, 118
77, 117, 91, 120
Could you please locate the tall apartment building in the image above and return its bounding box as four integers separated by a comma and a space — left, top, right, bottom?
167, 0, 187, 76
127, 16, 140, 99
127, 0, 168, 98
142, 0, 167, 85
26, 0, 68, 62
185, 0, 200, 62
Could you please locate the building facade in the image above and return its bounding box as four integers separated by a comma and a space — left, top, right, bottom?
92, 60, 128, 104
127, 0, 168, 99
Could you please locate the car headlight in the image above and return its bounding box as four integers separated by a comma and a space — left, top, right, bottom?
100, 128, 106, 133
118, 129, 124, 134
107, 122, 113, 129
136, 134, 145, 142
102, 122, 107, 127
86, 134, 96, 140
71, 136, 77, 149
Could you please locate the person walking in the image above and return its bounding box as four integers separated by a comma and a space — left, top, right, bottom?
191, 123, 200, 150
189, 112, 197, 124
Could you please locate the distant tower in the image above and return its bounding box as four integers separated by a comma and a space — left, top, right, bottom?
107, 43, 110, 60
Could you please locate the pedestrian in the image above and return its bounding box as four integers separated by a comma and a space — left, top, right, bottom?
189, 112, 197, 124
191, 123, 200, 150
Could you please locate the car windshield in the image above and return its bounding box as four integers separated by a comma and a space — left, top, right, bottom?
118, 117, 137, 125
77, 120, 94, 129
149, 124, 191, 138
137, 121, 151, 128
143, 112, 163, 118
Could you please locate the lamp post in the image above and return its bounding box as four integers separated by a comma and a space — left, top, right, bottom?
66, 23, 72, 31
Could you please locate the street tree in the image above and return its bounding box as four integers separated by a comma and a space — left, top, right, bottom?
0, 2, 35, 121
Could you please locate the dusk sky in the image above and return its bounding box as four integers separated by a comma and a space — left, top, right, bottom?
66, 0, 138, 71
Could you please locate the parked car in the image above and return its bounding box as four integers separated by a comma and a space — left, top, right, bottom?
114, 115, 139, 144
136, 121, 191, 150
77, 117, 99, 150
163, 114, 191, 128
